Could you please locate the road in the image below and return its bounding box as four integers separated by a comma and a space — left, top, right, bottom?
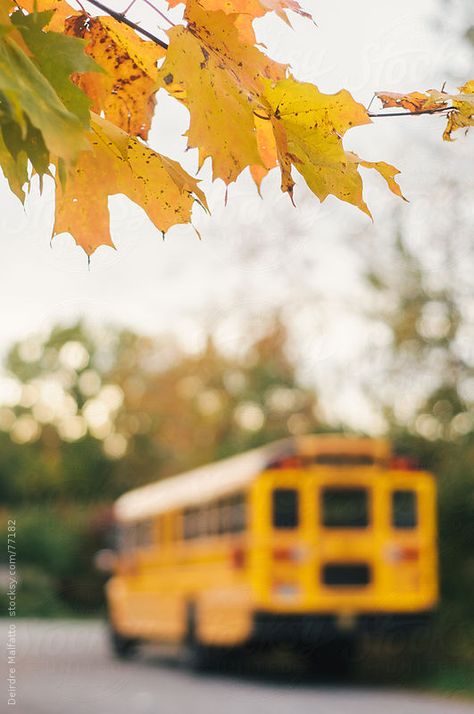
5, 620, 473, 714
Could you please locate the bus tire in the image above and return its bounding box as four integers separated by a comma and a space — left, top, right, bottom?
183, 642, 218, 672
182, 604, 219, 672
108, 621, 139, 660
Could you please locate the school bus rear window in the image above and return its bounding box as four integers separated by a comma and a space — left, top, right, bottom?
272, 488, 299, 529
392, 489, 418, 529
321, 487, 369, 528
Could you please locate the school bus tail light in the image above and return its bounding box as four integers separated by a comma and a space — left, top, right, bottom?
389, 455, 420, 470
273, 546, 304, 563
399, 545, 419, 562
231, 546, 246, 569
385, 544, 420, 563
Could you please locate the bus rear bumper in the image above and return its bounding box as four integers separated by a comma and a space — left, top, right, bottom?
249, 611, 434, 645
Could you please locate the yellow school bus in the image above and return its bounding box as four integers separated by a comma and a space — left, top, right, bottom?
105, 435, 438, 668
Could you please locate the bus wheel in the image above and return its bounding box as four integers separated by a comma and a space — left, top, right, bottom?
182, 642, 220, 672
182, 604, 219, 672
108, 622, 139, 660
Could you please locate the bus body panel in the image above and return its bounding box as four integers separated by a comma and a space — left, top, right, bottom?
249, 468, 437, 618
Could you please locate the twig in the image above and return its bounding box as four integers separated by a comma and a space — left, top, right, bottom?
82, 0, 169, 49
122, 0, 138, 15
368, 106, 451, 118
32, 0, 460, 128
141, 0, 176, 27
366, 93, 376, 114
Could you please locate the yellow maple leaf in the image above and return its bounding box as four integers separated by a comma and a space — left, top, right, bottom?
445, 81, 474, 141
53, 115, 207, 255
250, 113, 278, 191
376, 81, 474, 142
157, 2, 285, 183
263, 78, 403, 214
65, 14, 165, 140
443, 110, 474, 141
168, 0, 314, 43
349, 154, 405, 205
168, 0, 313, 23
18, 0, 77, 31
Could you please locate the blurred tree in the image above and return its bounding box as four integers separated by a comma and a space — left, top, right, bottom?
0, 316, 319, 505
0, 317, 320, 613
362, 222, 474, 665
355, 0, 474, 650
112, 318, 319, 481
361, 220, 473, 440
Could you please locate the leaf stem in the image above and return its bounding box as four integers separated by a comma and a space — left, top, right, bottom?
82, 0, 169, 49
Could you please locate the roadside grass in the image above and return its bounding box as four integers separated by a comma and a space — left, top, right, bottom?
418, 667, 474, 700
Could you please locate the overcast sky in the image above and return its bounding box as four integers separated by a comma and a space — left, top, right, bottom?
0, 0, 471, 430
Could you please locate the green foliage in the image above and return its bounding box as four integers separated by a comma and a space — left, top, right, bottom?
0, 317, 319, 613
0, 5, 97, 200
366, 225, 474, 669
0, 428, 116, 504
1, 317, 319, 503
0, 1, 471, 255
0, 506, 108, 613
11, 10, 100, 126
393, 431, 474, 629
0, 506, 80, 575
13, 567, 69, 617
1, 312, 472, 678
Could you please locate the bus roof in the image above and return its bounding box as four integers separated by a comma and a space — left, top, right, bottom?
114, 435, 390, 522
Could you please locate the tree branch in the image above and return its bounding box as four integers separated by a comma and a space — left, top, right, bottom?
82, 0, 169, 49
368, 106, 451, 118
71, 3, 457, 128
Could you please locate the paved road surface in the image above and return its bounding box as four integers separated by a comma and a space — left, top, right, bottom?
4, 621, 473, 714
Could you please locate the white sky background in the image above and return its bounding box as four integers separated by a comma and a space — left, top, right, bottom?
0, 0, 472, 431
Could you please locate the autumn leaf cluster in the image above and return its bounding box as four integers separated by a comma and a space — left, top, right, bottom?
0, 0, 472, 255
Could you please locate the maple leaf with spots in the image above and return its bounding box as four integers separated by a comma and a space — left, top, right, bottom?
0, 0, 471, 257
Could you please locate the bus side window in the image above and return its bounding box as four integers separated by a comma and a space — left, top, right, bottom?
171, 511, 182, 542
134, 519, 152, 548
230, 494, 246, 533
217, 498, 230, 534
146, 520, 153, 546
116, 524, 126, 551
183, 508, 196, 539
208, 504, 219, 535
182, 496, 246, 537
136, 522, 143, 548
272, 489, 299, 529
155, 517, 161, 547
121, 524, 136, 551
197, 507, 209, 537
392, 490, 418, 529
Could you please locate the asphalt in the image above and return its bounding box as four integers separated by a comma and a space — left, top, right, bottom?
4, 620, 473, 714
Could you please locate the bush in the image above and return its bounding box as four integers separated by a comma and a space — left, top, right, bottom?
0, 506, 107, 616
